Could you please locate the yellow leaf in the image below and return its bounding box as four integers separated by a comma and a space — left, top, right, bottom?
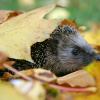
0, 81, 26, 100
0, 5, 60, 62
83, 31, 100, 46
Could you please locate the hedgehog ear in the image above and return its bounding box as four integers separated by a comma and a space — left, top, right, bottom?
50, 25, 64, 40
50, 33, 62, 41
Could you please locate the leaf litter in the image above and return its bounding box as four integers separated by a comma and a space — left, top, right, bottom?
0, 4, 100, 100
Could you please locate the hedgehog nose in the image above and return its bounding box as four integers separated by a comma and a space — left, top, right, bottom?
95, 54, 100, 61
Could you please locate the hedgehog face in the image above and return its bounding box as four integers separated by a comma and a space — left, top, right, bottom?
50, 25, 95, 75
57, 40, 94, 74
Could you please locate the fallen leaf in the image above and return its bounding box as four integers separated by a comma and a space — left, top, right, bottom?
33, 68, 57, 82
0, 5, 60, 62
57, 70, 96, 87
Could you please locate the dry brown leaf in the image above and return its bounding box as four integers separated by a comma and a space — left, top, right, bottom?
18, 69, 35, 77
33, 68, 57, 82
57, 70, 96, 87
0, 5, 60, 62
0, 10, 22, 24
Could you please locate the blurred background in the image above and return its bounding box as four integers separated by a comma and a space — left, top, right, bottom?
0, 0, 99, 27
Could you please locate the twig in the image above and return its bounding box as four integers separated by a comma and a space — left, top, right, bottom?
49, 84, 97, 92
3, 63, 32, 81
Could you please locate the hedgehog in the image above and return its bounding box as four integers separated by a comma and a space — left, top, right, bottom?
1, 20, 100, 77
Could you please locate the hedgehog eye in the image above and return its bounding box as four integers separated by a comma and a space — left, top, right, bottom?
72, 47, 80, 56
